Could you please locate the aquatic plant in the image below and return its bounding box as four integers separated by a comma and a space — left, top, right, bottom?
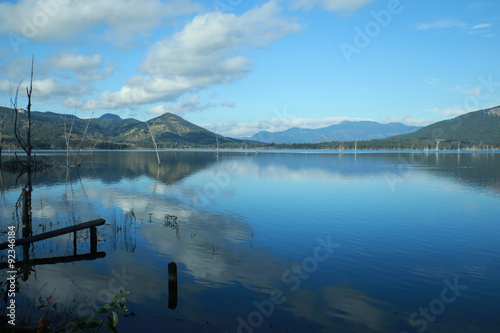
54, 290, 130, 333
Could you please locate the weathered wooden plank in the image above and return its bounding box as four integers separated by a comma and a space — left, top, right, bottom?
0, 219, 105, 250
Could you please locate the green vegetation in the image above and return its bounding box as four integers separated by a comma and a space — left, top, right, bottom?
0, 107, 259, 150
273, 106, 500, 150
55, 290, 129, 333
0, 105, 498, 152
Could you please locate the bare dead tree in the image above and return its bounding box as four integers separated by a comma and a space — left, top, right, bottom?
215, 134, 220, 155
60, 109, 76, 167
144, 117, 161, 166
75, 111, 94, 166
10, 55, 34, 171
435, 138, 442, 152
90, 133, 103, 159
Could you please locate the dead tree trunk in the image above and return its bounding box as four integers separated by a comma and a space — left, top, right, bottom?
11, 56, 35, 171
144, 118, 161, 166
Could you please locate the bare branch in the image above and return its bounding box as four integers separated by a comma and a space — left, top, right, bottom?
75, 111, 94, 166
144, 117, 161, 166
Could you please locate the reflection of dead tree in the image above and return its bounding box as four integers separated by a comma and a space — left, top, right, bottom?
165, 215, 180, 240
145, 165, 161, 212
11, 56, 35, 171
12, 173, 34, 280
0, 113, 6, 163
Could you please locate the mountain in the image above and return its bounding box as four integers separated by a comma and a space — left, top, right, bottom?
114, 112, 237, 147
247, 121, 422, 144
99, 113, 122, 120
391, 106, 500, 146
0, 107, 244, 149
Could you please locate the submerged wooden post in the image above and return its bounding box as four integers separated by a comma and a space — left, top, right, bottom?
168, 261, 178, 310
73, 231, 77, 256
90, 226, 97, 254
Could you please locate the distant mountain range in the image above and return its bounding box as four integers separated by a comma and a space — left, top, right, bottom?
245, 121, 422, 144
0, 105, 498, 151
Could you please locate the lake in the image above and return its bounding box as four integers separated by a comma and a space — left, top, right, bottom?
0, 150, 499, 332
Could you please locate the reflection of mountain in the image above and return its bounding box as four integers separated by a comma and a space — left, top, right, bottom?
1, 150, 498, 332
221, 152, 500, 195
0, 151, 218, 190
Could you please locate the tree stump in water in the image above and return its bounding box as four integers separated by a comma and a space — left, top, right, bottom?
168, 261, 178, 309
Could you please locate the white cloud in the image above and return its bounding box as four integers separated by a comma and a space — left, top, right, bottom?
42, 50, 114, 82
414, 19, 494, 37
467, 22, 494, 37
205, 114, 436, 138
0, 0, 201, 45
380, 116, 433, 127
445, 85, 482, 96
146, 94, 235, 116
471, 23, 492, 29
429, 101, 500, 118
78, 1, 302, 110
430, 107, 469, 117
0, 77, 88, 101
414, 19, 466, 31
424, 77, 440, 86
290, 0, 373, 13
0, 55, 32, 79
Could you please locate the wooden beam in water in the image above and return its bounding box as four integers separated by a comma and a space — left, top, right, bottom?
0, 252, 106, 270
0, 219, 106, 250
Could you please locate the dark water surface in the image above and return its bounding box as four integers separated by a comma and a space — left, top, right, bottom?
0, 150, 499, 332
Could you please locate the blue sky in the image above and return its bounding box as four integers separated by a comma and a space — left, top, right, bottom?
1, 0, 499, 138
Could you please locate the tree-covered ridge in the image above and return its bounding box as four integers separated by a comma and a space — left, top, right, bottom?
391, 106, 500, 146
0, 107, 251, 150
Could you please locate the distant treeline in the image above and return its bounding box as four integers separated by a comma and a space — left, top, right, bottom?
268, 138, 499, 151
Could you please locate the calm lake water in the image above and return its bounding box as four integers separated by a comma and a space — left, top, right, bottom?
0, 150, 499, 332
